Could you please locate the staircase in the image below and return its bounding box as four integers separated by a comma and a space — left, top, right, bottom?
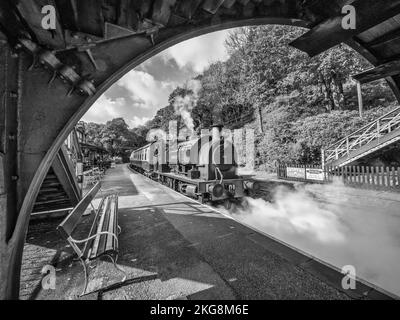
324, 107, 400, 167
32, 145, 81, 217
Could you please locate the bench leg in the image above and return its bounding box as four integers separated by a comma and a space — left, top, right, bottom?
79, 258, 89, 297
105, 254, 127, 283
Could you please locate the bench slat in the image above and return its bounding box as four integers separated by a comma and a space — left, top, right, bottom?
97, 196, 111, 257
111, 194, 118, 251
89, 196, 110, 259
57, 182, 102, 239
106, 197, 116, 252
81, 195, 106, 259
108, 195, 118, 252
114, 195, 119, 250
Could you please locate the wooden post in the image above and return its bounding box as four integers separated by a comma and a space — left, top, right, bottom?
397, 167, 400, 187
376, 167, 380, 186
371, 166, 375, 186
386, 167, 390, 187
391, 167, 395, 187
361, 166, 365, 184
356, 166, 360, 184
357, 81, 364, 118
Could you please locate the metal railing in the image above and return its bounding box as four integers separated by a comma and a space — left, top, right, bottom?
324, 107, 400, 165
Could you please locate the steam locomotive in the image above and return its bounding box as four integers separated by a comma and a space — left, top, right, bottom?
129, 125, 259, 206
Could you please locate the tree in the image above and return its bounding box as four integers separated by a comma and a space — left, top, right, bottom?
82, 118, 145, 156
112, 25, 398, 168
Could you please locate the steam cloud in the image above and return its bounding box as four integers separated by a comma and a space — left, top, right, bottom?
221, 180, 400, 296
173, 80, 201, 134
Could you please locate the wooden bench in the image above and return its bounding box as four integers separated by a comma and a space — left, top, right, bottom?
57, 181, 126, 296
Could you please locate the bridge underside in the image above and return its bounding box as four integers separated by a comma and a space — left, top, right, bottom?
1, 0, 400, 299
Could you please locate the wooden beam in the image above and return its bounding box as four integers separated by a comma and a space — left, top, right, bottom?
368, 28, 400, 48
222, 0, 237, 9
290, 0, 400, 57
0, 1, 29, 40
152, 0, 176, 26
116, 0, 139, 30
202, 0, 226, 14
176, 0, 203, 20
17, 0, 66, 49
54, 0, 79, 32
345, 38, 400, 103
352, 60, 400, 84
76, 0, 105, 37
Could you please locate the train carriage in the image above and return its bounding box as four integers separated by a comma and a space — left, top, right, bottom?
130, 143, 153, 174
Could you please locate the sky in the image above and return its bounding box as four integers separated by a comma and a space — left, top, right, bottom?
82, 30, 232, 128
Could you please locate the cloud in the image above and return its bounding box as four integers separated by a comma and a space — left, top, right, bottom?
82, 95, 124, 124
82, 70, 175, 128
116, 70, 175, 110
127, 116, 151, 128
82, 30, 233, 128
161, 30, 230, 73
82, 94, 153, 129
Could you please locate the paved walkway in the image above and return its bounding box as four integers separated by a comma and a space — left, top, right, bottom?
20, 165, 393, 299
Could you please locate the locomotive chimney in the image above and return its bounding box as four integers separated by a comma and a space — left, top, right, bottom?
211, 124, 223, 143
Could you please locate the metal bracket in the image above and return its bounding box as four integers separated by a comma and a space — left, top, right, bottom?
16, 38, 96, 97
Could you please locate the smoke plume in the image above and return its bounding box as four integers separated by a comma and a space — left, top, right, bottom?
173, 80, 201, 134
220, 180, 400, 297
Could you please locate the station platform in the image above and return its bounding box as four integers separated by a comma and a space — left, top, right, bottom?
20, 164, 393, 300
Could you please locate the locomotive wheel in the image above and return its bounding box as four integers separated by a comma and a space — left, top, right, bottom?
198, 195, 204, 204
240, 197, 250, 209
223, 199, 232, 210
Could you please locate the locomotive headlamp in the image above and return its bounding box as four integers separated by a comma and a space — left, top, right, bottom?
244, 181, 261, 192
209, 183, 224, 198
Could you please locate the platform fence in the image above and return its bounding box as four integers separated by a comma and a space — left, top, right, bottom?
277, 163, 400, 190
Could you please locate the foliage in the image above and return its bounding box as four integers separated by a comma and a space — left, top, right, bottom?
85, 25, 398, 168
84, 118, 145, 156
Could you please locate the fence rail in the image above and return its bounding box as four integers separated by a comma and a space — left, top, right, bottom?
324, 107, 400, 165
277, 163, 400, 190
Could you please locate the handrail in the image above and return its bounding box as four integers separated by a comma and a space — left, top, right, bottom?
327, 107, 400, 149
71, 128, 83, 161
324, 106, 400, 164
59, 145, 82, 199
